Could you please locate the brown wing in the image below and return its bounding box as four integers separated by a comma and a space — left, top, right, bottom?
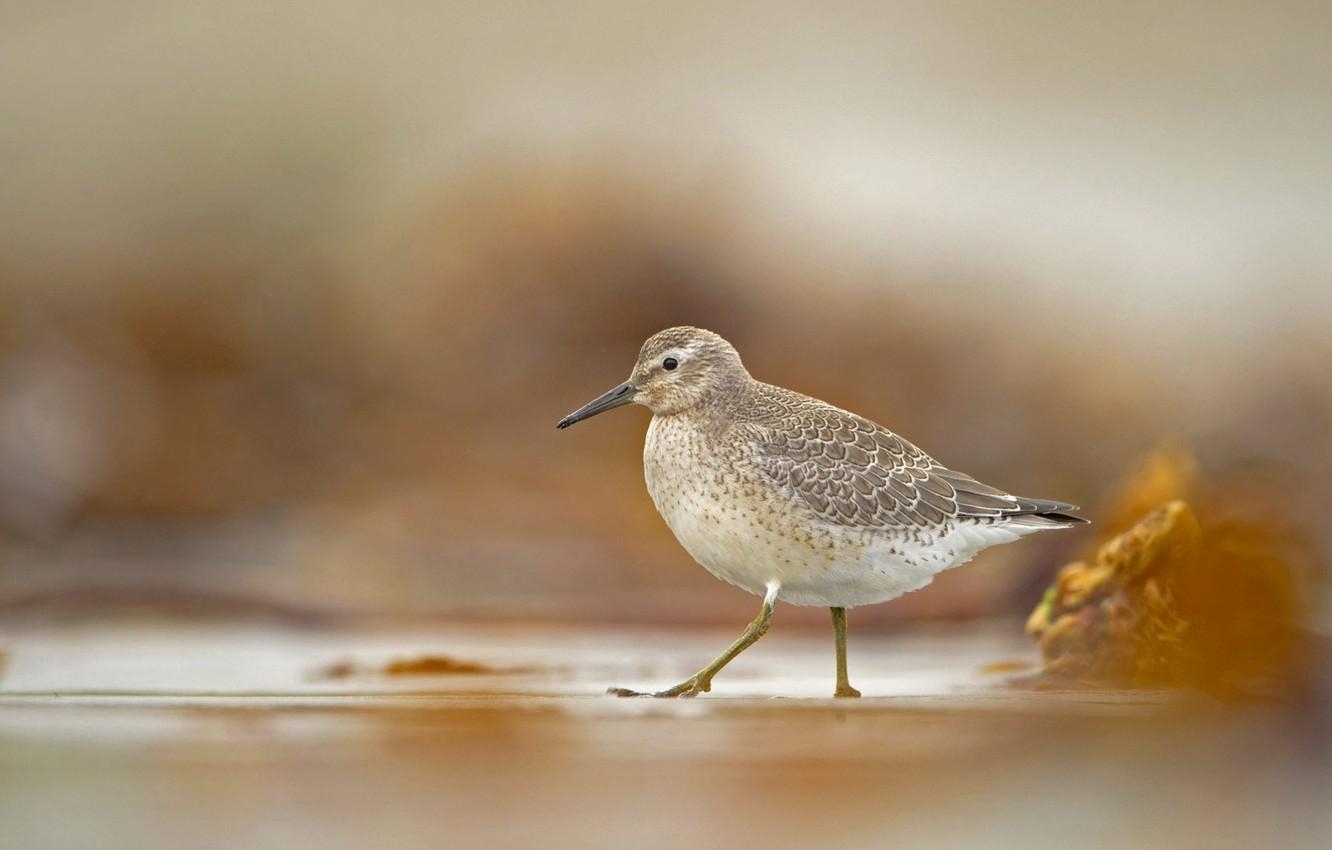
751, 400, 1078, 530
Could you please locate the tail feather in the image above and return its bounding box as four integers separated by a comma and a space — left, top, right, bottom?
1005, 501, 1090, 530
939, 469, 1089, 526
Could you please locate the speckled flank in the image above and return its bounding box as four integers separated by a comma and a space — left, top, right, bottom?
605, 326, 1082, 608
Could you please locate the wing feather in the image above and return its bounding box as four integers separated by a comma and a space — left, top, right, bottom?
747, 387, 1084, 530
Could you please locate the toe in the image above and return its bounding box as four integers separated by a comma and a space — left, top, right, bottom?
653, 678, 709, 698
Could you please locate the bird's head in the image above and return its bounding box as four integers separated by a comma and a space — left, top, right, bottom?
556, 326, 749, 429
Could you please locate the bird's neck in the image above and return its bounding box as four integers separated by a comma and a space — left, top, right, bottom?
664, 375, 754, 435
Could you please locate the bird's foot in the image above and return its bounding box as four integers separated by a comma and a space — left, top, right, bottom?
606, 676, 712, 698
834, 683, 862, 699
654, 676, 712, 698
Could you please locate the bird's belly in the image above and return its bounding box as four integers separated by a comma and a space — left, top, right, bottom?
642, 418, 1006, 607
777, 529, 971, 607
645, 468, 977, 606
648, 469, 1004, 607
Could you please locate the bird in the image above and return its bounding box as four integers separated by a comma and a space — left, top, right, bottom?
556, 326, 1087, 698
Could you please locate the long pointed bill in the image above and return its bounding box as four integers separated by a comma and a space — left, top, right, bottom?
556, 381, 637, 429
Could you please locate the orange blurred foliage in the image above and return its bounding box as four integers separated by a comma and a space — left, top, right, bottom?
1028, 446, 1312, 696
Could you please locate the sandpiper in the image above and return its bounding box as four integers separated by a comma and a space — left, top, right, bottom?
557, 326, 1086, 698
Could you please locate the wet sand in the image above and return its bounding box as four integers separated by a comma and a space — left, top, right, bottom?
0, 623, 1325, 849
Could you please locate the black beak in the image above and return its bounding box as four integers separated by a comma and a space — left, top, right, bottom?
556, 381, 636, 429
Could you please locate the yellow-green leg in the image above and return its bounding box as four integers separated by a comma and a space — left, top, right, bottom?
831, 606, 861, 698
610, 584, 778, 698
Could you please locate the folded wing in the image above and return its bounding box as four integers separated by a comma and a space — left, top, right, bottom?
751, 403, 1085, 530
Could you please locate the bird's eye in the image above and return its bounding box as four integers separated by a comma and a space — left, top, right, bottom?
662, 357, 678, 371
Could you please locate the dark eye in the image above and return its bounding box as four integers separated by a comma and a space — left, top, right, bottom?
662, 357, 678, 371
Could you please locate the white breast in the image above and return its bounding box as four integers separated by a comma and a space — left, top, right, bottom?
643, 415, 775, 597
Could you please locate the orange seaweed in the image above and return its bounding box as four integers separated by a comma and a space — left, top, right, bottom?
383, 655, 494, 676
1027, 489, 1309, 696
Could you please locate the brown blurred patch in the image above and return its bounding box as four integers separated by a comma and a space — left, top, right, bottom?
383, 655, 494, 676
978, 659, 1033, 675
311, 653, 536, 680
1027, 469, 1312, 697
1096, 442, 1198, 541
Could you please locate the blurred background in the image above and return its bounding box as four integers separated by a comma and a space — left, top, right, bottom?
4, 4, 1332, 850
1, 0, 1329, 631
